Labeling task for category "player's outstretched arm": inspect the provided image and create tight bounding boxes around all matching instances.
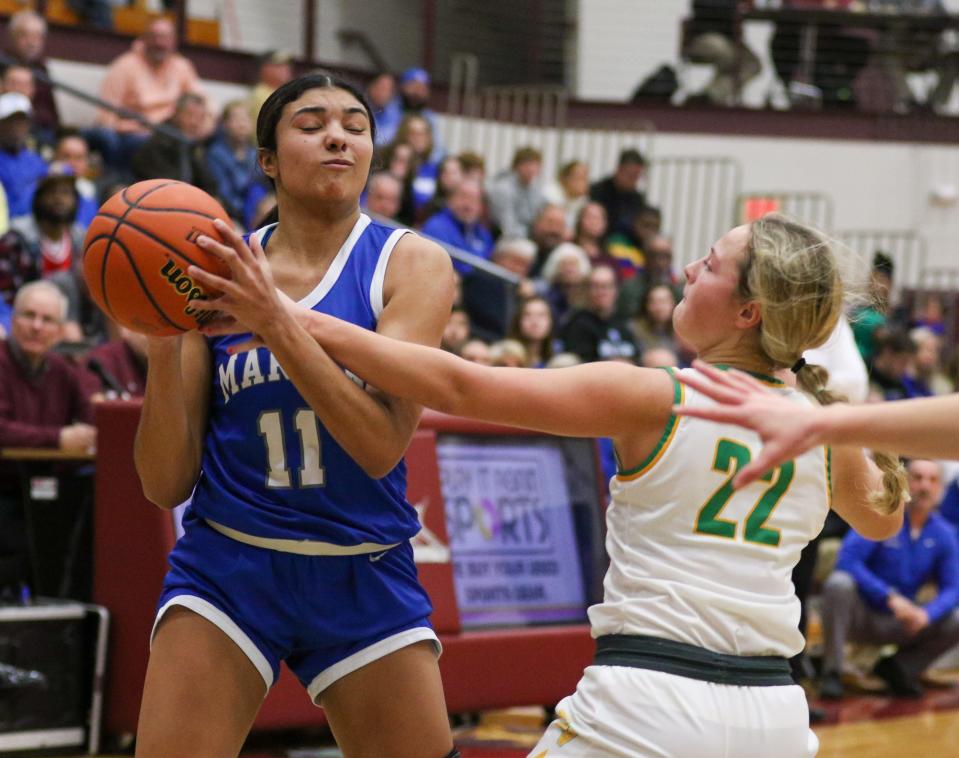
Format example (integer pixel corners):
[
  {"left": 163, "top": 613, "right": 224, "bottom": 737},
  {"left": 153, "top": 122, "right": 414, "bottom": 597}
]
[
  {"left": 297, "top": 312, "right": 675, "bottom": 441},
  {"left": 194, "top": 246, "right": 675, "bottom": 443},
  {"left": 217, "top": 304, "right": 674, "bottom": 441},
  {"left": 675, "top": 360, "right": 959, "bottom": 484}
]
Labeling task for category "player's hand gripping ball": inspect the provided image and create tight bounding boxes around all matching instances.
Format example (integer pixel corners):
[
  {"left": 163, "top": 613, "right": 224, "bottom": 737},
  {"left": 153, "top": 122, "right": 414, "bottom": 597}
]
[{"left": 82, "top": 179, "right": 233, "bottom": 336}]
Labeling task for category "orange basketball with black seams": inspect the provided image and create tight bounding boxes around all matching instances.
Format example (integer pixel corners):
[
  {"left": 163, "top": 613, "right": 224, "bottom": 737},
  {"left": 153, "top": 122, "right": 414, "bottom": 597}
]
[{"left": 82, "top": 179, "right": 233, "bottom": 336}]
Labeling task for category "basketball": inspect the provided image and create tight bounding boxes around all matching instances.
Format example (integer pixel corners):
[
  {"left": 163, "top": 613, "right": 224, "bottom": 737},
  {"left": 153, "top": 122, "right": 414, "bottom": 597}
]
[{"left": 82, "top": 179, "right": 233, "bottom": 336}]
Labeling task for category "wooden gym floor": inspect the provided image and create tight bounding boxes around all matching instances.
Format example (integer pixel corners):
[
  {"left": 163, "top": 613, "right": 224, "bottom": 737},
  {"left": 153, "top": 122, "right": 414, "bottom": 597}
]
[{"left": 74, "top": 681, "right": 959, "bottom": 757}]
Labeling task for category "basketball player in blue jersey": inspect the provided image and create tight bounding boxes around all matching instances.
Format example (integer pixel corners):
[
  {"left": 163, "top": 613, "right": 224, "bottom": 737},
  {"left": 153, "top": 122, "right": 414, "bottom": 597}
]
[
  {"left": 195, "top": 214, "right": 909, "bottom": 757},
  {"left": 132, "top": 74, "right": 459, "bottom": 758}
]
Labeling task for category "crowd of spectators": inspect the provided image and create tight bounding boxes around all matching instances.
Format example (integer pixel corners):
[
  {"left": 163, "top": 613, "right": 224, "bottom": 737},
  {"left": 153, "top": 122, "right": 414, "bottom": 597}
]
[
  {"left": 0, "top": 10, "right": 286, "bottom": 349},
  {"left": 0, "top": 7, "right": 958, "bottom": 698}
]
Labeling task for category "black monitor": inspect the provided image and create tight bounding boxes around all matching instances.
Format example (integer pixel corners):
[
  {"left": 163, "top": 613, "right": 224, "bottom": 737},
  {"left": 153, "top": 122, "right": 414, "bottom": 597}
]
[{"left": 436, "top": 433, "right": 608, "bottom": 629}]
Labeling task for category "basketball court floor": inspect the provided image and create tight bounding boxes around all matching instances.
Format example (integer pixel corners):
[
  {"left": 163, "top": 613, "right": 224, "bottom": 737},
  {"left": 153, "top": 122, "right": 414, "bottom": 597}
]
[{"left": 72, "top": 673, "right": 959, "bottom": 758}]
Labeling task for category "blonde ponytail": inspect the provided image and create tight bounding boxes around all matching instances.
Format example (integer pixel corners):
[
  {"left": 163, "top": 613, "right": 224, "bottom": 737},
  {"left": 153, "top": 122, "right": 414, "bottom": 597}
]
[
  {"left": 745, "top": 214, "right": 907, "bottom": 515},
  {"left": 794, "top": 363, "right": 907, "bottom": 515}
]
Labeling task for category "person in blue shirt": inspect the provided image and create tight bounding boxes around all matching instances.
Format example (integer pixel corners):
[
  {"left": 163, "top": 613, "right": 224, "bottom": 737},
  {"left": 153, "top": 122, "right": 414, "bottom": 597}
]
[
  {"left": 819, "top": 458, "right": 959, "bottom": 699},
  {"left": 205, "top": 100, "right": 260, "bottom": 223},
  {"left": 52, "top": 130, "right": 98, "bottom": 228},
  {"left": 392, "top": 68, "right": 444, "bottom": 161},
  {"left": 366, "top": 71, "right": 402, "bottom": 148},
  {"left": 0, "top": 296, "right": 11, "bottom": 337},
  {"left": 0, "top": 92, "right": 47, "bottom": 221},
  {"left": 939, "top": 475, "right": 959, "bottom": 532},
  {"left": 420, "top": 178, "right": 493, "bottom": 275},
  {"left": 392, "top": 113, "right": 441, "bottom": 213},
  {"left": 133, "top": 74, "right": 458, "bottom": 758}
]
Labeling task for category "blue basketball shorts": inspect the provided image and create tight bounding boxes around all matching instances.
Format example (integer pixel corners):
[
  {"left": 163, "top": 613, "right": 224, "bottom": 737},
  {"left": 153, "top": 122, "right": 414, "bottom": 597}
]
[{"left": 152, "top": 511, "right": 440, "bottom": 703}]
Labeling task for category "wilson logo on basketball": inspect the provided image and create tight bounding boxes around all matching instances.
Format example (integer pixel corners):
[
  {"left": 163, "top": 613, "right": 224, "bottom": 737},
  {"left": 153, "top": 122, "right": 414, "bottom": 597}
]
[{"left": 160, "top": 260, "right": 217, "bottom": 325}]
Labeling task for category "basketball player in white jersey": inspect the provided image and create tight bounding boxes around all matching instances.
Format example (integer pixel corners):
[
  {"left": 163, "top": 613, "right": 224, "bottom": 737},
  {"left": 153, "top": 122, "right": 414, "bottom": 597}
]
[
  {"left": 193, "top": 214, "right": 907, "bottom": 757},
  {"left": 676, "top": 359, "right": 959, "bottom": 482}
]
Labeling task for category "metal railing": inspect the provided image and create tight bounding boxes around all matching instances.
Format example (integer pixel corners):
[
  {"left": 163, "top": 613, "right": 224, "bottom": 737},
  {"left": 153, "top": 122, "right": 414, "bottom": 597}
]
[
  {"left": 448, "top": 53, "right": 567, "bottom": 127},
  {"left": 444, "top": 52, "right": 592, "bottom": 180},
  {"left": 836, "top": 229, "right": 928, "bottom": 289},
  {"left": 647, "top": 157, "right": 743, "bottom": 267},
  {"left": 918, "top": 266, "right": 959, "bottom": 291},
  {"left": 366, "top": 211, "right": 520, "bottom": 285},
  {"left": 439, "top": 114, "right": 656, "bottom": 192}
]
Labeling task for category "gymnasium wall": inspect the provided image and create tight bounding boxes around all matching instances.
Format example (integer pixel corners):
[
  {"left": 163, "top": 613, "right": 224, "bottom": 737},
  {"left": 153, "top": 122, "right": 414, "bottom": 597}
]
[
  {"left": 135, "top": 0, "right": 959, "bottom": 106},
  {"left": 573, "top": 0, "right": 687, "bottom": 101},
  {"left": 648, "top": 132, "right": 956, "bottom": 273},
  {"left": 148, "top": 0, "right": 423, "bottom": 72},
  {"left": 439, "top": 113, "right": 959, "bottom": 280},
  {"left": 48, "top": 51, "right": 959, "bottom": 278}
]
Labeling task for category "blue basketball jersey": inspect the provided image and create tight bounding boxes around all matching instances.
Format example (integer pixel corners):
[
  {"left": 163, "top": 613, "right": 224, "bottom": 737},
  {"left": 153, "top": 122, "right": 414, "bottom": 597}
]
[{"left": 189, "top": 213, "right": 421, "bottom": 545}]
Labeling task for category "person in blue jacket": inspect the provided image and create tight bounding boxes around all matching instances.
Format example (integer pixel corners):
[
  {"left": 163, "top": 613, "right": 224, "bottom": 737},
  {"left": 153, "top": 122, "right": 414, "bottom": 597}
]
[
  {"left": 205, "top": 100, "right": 260, "bottom": 223},
  {"left": 939, "top": 474, "right": 959, "bottom": 532},
  {"left": 420, "top": 178, "right": 493, "bottom": 275},
  {"left": 819, "top": 457, "right": 959, "bottom": 699},
  {"left": 0, "top": 296, "right": 11, "bottom": 336}
]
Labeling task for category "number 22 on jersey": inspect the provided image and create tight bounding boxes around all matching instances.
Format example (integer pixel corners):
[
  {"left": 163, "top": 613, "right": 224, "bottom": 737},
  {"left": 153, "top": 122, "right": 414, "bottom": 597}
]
[
  {"left": 257, "top": 408, "right": 326, "bottom": 488},
  {"left": 694, "top": 438, "right": 794, "bottom": 548}
]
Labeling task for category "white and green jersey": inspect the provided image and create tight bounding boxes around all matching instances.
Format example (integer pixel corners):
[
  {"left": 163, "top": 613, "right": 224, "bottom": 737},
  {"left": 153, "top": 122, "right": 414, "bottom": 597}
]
[{"left": 589, "top": 367, "right": 831, "bottom": 659}]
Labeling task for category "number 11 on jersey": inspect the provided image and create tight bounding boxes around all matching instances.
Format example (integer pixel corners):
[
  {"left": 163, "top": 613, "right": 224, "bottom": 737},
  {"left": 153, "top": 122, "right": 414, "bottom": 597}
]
[{"left": 257, "top": 408, "right": 326, "bottom": 488}]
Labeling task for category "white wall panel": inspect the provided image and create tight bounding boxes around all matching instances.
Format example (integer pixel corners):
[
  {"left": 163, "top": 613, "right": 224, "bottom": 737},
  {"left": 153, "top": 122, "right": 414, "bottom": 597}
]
[
  {"left": 575, "top": 0, "right": 686, "bottom": 101},
  {"left": 224, "top": 0, "right": 304, "bottom": 55},
  {"left": 211, "top": 0, "right": 417, "bottom": 67}
]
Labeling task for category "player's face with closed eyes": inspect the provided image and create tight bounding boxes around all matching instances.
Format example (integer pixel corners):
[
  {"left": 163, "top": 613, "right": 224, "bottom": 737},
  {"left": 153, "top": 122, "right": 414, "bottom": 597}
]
[{"left": 269, "top": 87, "right": 373, "bottom": 204}]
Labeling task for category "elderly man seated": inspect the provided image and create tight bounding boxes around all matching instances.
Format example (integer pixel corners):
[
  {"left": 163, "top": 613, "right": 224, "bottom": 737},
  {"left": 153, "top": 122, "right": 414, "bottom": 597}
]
[
  {"left": 819, "top": 458, "right": 959, "bottom": 699},
  {"left": 0, "top": 280, "right": 95, "bottom": 592}
]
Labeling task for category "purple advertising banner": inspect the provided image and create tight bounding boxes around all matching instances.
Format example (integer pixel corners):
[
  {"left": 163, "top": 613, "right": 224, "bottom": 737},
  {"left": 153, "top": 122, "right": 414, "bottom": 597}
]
[{"left": 436, "top": 438, "right": 587, "bottom": 628}]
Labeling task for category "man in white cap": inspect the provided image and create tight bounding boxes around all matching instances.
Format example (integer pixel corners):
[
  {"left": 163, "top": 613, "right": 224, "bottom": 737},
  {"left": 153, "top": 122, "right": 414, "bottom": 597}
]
[{"left": 0, "top": 91, "right": 47, "bottom": 222}]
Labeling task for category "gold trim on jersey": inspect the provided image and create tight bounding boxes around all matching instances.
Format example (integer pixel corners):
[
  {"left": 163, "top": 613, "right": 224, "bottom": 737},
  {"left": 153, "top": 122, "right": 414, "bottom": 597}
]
[
  {"left": 616, "top": 367, "right": 685, "bottom": 481},
  {"left": 554, "top": 710, "right": 578, "bottom": 746}
]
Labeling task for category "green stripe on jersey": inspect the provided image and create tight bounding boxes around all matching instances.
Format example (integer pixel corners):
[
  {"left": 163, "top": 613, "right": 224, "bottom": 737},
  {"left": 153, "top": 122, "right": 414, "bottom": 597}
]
[{"left": 617, "top": 366, "right": 681, "bottom": 477}]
